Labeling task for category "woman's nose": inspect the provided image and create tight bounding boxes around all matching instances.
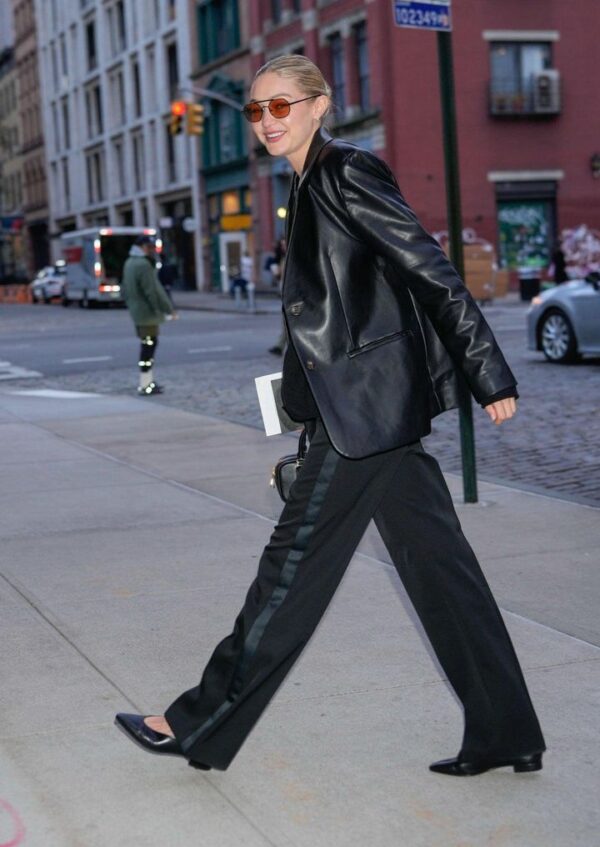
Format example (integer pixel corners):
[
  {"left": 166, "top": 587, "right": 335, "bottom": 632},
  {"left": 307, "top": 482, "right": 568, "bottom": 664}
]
[{"left": 261, "top": 107, "right": 277, "bottom": 127}]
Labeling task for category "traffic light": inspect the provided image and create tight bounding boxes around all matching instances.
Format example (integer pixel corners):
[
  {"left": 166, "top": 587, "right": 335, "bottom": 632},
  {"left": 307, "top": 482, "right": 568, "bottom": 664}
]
[
  {"left": 186, "top": 103, "right": 205, "bottom": 136},
  {"left": 170, "top": 101, "right": 187, "bottom": 135}
]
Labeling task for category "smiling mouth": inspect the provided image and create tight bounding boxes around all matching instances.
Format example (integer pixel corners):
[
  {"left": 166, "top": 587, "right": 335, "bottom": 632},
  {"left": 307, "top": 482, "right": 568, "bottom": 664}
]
[{"left": 265, "top": 130, "right": 286, "bottom": 142}]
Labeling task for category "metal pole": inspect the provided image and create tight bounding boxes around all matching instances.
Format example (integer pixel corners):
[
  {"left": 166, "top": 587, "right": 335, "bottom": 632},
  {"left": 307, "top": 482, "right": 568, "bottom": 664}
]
[{"left": 436, "top": 30, "right": 478, "bottom": 503}]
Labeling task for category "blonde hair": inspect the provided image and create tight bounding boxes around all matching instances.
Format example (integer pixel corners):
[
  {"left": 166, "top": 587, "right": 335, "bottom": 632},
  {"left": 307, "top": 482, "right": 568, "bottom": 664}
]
[{"left": 253, "top": 54, "right": 332, "bottom": 121}]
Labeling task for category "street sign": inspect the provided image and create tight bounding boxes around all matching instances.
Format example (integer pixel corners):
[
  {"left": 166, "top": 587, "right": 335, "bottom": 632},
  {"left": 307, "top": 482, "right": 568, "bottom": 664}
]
[{"left": 393, "top": 1, "right": 452, "bottom": 32}]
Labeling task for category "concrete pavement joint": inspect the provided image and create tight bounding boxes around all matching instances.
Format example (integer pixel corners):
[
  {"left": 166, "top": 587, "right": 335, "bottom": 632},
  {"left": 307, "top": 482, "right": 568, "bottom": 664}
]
[
  {"left": 0, "top": 568, "right": 143, "bottom": 715},
  {"left": 501, "top": 609, "right": 600, "bottom": 650}
]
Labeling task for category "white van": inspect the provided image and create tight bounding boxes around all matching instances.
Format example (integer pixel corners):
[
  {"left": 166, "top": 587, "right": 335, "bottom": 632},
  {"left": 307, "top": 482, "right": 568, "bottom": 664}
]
[{"left": 60, "top": 226, "right": 160, "bottom": 307}]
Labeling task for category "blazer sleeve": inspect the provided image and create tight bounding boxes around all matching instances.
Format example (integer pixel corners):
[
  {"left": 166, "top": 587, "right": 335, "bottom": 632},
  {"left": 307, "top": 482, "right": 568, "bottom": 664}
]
[{"left": 338, "top": 148, "right": 517, "bottom": 404}]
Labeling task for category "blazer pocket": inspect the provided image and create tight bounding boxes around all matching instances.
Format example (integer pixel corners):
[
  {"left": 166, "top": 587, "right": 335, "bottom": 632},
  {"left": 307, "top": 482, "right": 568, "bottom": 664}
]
[{"left": 347, "top": 329, "right": 413, "bottom": 358}]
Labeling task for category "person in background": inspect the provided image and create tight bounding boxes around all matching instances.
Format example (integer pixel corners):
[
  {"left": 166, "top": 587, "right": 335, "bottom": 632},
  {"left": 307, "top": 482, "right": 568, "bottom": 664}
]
[
  {"left": 551, "top": 240, "right": 568, "bottom": 284},
  {"left": 228, "top": 265, "right": 248, "bottom": 303},
  {"left": 268, "top": 238, "right": 288, "bottom": 355},
  {"left": 121, "top": 235, "right": 176, "bottom": 396},
  {"left": 240, "top": 251, "right": 254, "bottom": 289}
]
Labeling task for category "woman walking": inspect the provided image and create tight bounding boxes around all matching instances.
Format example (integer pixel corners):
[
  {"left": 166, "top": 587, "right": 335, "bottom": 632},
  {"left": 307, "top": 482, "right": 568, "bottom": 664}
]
[{"left": 116, "top": 55, "right": 545, "bottom": 776}]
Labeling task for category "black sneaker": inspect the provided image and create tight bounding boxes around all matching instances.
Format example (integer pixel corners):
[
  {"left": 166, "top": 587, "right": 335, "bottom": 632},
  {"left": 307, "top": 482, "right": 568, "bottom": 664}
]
[{"left": 138, "top": 382, "right": 164, "bottom": 396}]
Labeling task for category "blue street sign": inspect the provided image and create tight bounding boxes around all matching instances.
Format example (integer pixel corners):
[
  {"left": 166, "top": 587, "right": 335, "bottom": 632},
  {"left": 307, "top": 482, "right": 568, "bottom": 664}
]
[{"left": 393, "top": 1, "right": 452, "bottom": 32}]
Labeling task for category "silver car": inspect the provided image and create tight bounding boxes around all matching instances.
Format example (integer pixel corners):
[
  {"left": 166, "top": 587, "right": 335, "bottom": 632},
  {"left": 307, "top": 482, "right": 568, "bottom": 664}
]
[
  {"left": 527, "top": 274, "right": 600, "bottom": 362},
  {"left": 29, "top": 263, "right": 66, "bottom": 303}
]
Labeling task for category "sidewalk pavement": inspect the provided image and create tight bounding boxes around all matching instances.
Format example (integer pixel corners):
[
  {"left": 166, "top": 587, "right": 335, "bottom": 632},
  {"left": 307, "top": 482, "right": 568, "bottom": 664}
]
[{"left": 0, "top": 388, "right": 598, "bottom": 847}]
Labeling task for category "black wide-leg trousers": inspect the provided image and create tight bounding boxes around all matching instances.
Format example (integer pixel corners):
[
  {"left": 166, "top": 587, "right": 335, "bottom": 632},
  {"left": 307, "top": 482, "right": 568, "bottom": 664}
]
[{"left": 166, "top": 420, "right": 545, "bottom": 770}]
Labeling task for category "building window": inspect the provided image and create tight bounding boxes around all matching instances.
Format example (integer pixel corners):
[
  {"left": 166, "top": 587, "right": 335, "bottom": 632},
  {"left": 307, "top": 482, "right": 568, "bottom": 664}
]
[
  {"left": 354, "top": 21, "right": 369, "bottom": 112},
  {"left": 145, "top": 47, "right": 156, "bottom": 111},
  {"left": 132, "top": 59, "right": 142, "bottom": 117},
  {"left": 116, "top": 1, "right": 127, "bottom": 51},
  {"left": 51, "top": 42, "right": 59, "bottom": 89},
  {"left": 132, "top": 131, "right": 145, "bottom": 192},
  {"left": 271, "top": 0, "right": 282, "bottom": 25},
  {"left": 291, "top": 0, "right": 301, "bottom": 12},
  {"left": 197, "top": 0, "right": 240, "bottom": 64},
  {"left": 148, "top": 121, "right": 158, "bottom": 188},
  {"left": 167, "top": 0, "right": 176, "bottom": 22},
  {"left": 85, "top": 19, "right": 97, "bottom": 71},
  {"left": 204, "top": 83, "right": 244, "bottom": 169},
  {"left": 109, "top": 69, "right": 126, "bottom": 127},
  {"left": 490, "top": 42, "right": 552, "bottom": 115},
  {"left": 328, "top": 32, "right": 346, "bottom": 115},
  {"left": 222, "top": 190, "right": 240, "bottom": 215},
  {"left": 51, "top": 161, "right": 59, "bottom": 209},
  {"left": 218, "top": 106, "right": 237, "bottom": 163},
  {"left": 85, "top": 148, "right": 105, "bottom": 204},
  {"left": 85, "top": 82, "right": 103, "bottom": 138},
  {"left": 51, "top": 101, "right": 60, "bottom": 153},
  {"left": 62, "top": 157, "right": 71, "bottom": 209},
  {"left": 59, "top": 33, "right": 68, "bottom": 77},
  {"left": 143, "top": 0, "right": 159, "bottom": 36},
  {"left": 166, "top": 42, "right": 179, "bottom": 101},
  {"left": 130, "top": 0, "right": 138, "bottom": 41},
  {"left": 107, "top": 1, "right": 127, "bottom": 56},
  {"left": 112, "top": 136, "right": 126, "bottom": 195},
  {"left": 61, "top": 97, "right": 70, "bottom": 148},
  {"left": 165, "top": 122, "right": 176, "bottom": 183}
]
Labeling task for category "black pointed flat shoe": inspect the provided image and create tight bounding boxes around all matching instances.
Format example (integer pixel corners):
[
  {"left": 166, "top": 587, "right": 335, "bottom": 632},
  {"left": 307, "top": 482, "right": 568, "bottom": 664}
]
[
  {"left": 114, "top": 713, "right": 210, "bottom": 770},
  {"left": 429, "top": 751, "right": 543, "bottom": 776}
]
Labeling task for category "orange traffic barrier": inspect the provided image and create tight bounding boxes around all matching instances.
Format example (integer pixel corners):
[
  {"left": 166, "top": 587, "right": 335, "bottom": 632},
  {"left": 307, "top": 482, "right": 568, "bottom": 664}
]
[{"left": 0, "top": 284, "right": 30, "bottom": 303}]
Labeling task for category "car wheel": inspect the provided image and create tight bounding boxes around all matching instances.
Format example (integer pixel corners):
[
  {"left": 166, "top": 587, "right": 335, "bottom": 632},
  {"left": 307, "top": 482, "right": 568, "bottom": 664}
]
[
  {"left": 61, "top": 295, "right": 70, "bottom": 307},
  {"left": 539, "top": 309, "right": 578, "bottom": 363},
  {"left": 31, "top": 292, "right": 39, "bottom": 303}
]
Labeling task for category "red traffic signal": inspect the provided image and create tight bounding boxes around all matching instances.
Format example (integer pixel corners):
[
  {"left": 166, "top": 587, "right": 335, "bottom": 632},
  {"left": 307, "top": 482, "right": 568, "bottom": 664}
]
[{"left": 169, "top": 101, "right": 187, "bottom": 135}]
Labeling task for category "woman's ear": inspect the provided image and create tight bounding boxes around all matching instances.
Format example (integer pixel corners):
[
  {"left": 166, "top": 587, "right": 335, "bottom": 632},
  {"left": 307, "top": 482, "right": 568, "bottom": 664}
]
[{"left": 314, "top": 95, "right": 328, "bottom": 122}]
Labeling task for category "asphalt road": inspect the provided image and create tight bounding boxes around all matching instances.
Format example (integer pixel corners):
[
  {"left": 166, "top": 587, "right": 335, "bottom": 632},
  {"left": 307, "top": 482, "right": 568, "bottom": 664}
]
[
  {"left": 0, "top": 303, "right": 276, "bottom": 376},
  {"left": 1, "top": 299, "right": 598, "bottom": 506}
]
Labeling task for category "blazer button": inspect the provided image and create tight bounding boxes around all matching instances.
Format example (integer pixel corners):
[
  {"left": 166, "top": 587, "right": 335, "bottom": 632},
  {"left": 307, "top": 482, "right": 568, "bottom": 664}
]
[
  {"left": 289, "top": 301, "right": 304, "bottom": 316},
  {"left": 306, "top": 360, "right": 315, "bottom": 370}
]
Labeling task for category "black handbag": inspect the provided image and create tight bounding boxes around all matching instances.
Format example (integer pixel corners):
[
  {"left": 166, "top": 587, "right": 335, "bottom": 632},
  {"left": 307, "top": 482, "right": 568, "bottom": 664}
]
[{"left": 270, "top": 428, "right": 308, "bottom": 502}]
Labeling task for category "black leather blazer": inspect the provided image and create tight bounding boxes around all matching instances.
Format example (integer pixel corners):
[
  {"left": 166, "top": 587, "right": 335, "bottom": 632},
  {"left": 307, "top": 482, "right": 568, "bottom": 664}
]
[{"left": 282, "top": 127, "right": 516, "bottom": 459}]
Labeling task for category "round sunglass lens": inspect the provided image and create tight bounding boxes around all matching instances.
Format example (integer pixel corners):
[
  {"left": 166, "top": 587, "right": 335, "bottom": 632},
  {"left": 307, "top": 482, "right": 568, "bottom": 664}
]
[
  {"left": 244, "top": 104, "right": 262, "bottom": 122},
  {"left": 269, "top": 99, "right": 291, "bottom": 118}
]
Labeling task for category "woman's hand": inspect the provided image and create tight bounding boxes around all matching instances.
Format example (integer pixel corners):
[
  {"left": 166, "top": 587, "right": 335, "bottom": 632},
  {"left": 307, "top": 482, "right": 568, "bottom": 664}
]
[{"left": 484, "top": 397, "right": 517, "bottom": 425}]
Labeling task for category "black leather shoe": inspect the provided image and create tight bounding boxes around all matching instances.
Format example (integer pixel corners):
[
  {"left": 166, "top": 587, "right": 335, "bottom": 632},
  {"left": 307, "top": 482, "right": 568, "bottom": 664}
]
[
  {"left": 114, "top": 714, "right": 210, "bottom": 770},
  {"left": 430, "top": 751, "right": 543, "bottom": 776}
]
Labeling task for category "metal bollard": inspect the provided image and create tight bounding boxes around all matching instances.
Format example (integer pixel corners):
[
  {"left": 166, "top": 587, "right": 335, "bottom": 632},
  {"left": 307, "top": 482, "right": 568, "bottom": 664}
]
[
  {"left": 234, "top": 286, "right": 243, "bottom": 309},
  {"left": 247, "top": 282, "right": 256, "bottom": 313}
]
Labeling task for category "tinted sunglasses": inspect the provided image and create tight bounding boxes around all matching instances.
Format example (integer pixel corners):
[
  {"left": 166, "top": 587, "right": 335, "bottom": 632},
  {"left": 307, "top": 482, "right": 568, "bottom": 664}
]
[{"left": 242, "top": 95, "right": 318, "bottom": 123}]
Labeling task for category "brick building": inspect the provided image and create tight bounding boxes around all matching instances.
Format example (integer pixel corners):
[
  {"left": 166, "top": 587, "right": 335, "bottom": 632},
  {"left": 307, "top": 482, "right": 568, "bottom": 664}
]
[{"left": 248, "top": 0, "right": 600, "bottom": 282}]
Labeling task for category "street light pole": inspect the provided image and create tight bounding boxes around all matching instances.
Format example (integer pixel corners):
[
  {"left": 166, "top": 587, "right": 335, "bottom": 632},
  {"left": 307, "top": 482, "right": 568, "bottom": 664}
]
[{"left": 436, "top": 30, "right": 478, "bottom": 503}]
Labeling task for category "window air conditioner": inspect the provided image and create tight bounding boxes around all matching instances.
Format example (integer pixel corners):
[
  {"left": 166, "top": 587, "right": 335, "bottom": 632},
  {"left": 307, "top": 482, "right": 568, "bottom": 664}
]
[{"left": 533, "top": 70, "right": 561, "bottom": 114}]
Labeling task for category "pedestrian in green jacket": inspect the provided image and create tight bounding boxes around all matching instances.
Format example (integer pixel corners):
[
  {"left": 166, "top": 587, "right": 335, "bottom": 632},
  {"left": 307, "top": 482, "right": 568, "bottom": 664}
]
[{"left": 122, "top": 235, "right": 176, "bottom": 395}]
